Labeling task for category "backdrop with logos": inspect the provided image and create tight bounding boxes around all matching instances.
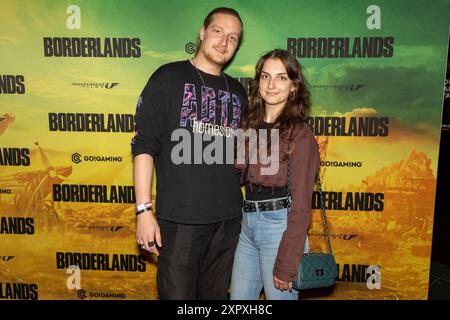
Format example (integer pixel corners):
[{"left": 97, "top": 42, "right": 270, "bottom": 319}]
[{"left": 0, "top": 0, "right": 448, "bottom": 300}]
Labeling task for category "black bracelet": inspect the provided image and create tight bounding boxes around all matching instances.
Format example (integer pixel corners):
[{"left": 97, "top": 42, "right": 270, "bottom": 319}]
[{"left": 136, "top": 206, "right": 152, "bottom": 216}]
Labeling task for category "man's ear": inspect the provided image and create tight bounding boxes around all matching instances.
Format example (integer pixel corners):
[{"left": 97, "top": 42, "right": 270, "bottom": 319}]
[{"left": 199, "top": 26, "right": 205, "bottom": 41}]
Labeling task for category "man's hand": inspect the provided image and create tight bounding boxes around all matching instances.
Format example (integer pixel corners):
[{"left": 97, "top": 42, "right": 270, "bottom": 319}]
[
  {"left": 136, "top": 213, "right": 162, "bottom": 255},
  {"left": 273, "top": 276, "right": 293, "bottom": 292}
]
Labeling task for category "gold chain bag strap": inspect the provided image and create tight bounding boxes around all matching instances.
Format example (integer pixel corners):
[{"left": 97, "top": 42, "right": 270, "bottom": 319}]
[{"left": 286, "top": 143, "right": 337, "bottom": 290}]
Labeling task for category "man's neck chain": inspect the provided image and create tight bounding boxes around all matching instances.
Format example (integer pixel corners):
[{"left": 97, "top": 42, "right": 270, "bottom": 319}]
[{"left": 191, "top": 59, "right": 229, "bottom": 93}]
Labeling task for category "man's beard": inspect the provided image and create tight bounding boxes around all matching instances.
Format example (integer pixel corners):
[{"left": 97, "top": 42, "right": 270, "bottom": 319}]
[{"left": 204, "top": 46, "right": 230, "bottom": 67}]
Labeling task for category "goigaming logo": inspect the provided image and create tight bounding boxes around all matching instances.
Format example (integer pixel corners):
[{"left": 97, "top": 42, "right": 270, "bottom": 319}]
[
  {"left": 185, "top": 42, "right": 196, "bottom": 54},
  {"left": 72, "top": 153, "right": 82, "bottom": 164},
  {"left": 77, "top": 289, "right": 87, "bottom": 299}
]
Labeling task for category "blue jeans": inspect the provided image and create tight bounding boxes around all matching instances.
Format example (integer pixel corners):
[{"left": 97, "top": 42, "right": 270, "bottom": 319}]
[{"left": 230, "top": 198, "right": 309, "bottom": 300}]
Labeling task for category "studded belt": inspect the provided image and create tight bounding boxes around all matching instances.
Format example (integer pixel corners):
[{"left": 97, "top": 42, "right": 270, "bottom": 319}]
[{"left": 243, "top": 198, "right": 291, "bottom": 213}]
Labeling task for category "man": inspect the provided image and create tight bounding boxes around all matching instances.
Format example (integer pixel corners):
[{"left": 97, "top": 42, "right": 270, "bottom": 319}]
[{"left": 131, "top": 7, "right": 247, "bottom": 300}]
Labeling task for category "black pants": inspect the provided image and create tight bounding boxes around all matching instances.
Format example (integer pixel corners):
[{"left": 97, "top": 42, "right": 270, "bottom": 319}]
[{"left": 156, "top": 216, "right": 241, "bottom": 300}]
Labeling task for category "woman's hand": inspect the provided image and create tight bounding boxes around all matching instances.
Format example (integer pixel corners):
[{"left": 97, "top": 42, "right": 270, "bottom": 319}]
[{"left": 273, "top": 276, "right": 293, "bottom": 291}]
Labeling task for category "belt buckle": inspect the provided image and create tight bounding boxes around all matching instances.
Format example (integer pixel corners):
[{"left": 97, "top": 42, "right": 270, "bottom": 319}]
[{"left": 259, "top": 200, "right": 272, "bottom": 212}]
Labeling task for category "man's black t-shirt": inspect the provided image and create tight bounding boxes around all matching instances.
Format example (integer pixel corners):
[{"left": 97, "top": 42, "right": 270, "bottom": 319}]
[{"left": 131, "top": 60, "right": 247, "bottom": 224}]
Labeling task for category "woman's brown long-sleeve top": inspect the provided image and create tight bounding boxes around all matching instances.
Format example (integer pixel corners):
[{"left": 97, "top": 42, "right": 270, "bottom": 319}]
[{"left": 235, "top": 124, "right": 320, "bottom": 282}]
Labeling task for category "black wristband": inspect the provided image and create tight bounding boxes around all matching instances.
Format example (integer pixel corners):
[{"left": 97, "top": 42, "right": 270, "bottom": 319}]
[{"left": 136, "top": 206, "right": 152, "bottom": 216}]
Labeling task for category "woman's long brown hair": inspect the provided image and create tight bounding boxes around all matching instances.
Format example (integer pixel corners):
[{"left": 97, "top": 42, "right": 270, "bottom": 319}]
[{"left": 241, "top": 49, "right": 311, "bottom": 152}]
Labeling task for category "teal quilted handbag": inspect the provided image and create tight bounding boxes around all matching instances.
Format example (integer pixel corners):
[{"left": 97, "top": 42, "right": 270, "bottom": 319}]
[
  {"left": 294, "top": 252, "right": 337, "bottom": 290},
  {"left": 286, "top": 150, "right": 337, "bottom": 291}
]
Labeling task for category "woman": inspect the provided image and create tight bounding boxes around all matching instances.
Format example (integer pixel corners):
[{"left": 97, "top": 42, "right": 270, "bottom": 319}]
[{"left": 230, "top": 49, "right": 320, "bottom": 300}]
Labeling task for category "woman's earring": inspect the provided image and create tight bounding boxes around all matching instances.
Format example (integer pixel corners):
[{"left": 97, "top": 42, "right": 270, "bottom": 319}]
[{"left": 290, "top": 91, "right": 295, "bottom": 101}]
